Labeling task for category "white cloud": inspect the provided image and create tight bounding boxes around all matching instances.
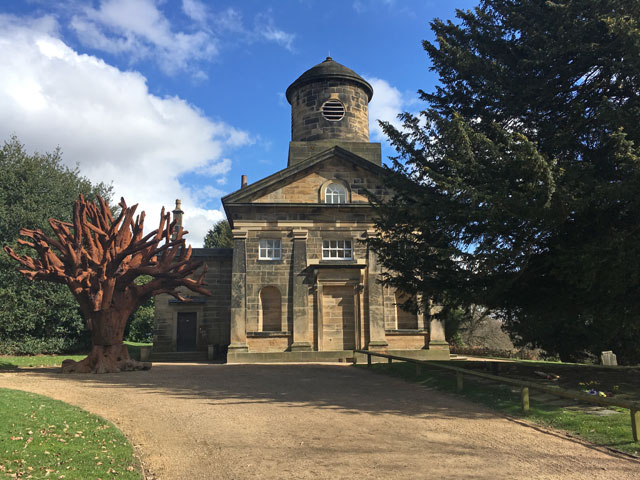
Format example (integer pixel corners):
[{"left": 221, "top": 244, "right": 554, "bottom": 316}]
[
  {"left": 255, "top": 12, "right": 295, "bottom": 52},
  {"left": 190, "top": 185, "right": 227, "bottom": 203},
  {"left": 199, "top": 158, "right": 232, "bottom": 177},
  {"left": 70, "top": 0, "right": 217, "bottom": 76},
  {"left": 211, "top": 8, "right": 295, "bottom": 52},
  {"left": 353, "top": 0, "right": 407, "bottom": 15},
  {"left": 367, "top": 77, "right": 407, "bottom": 141},
  {"left": 212, "top": 7, "right": 244, "bottom": 33},
  {"left": 67, "top": 2, "right": 295, "bottom": 74},
  {"left": 0, "top": 15, "right": 249, "bottom": 247},
  {"left": 182, "top": 0, "right": 208, "bottom": 25}
]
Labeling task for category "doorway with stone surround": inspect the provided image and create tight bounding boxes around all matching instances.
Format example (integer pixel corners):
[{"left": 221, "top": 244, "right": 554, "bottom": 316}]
[
  {"left": 321, "top": 286, "right": 356, "bottom": 350},
  {"left": 176, "top": 312, "right": 197, "bottom": 352},
  {"left": 314, "top": 267, "right": 363, "bottom": 352}
]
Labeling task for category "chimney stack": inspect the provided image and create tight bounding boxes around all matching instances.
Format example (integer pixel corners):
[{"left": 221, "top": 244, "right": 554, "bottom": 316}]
[
  {"left": 172, "top": 199, "right": 184, "bottom": 240},
  {"left": 241, "top": 175, "right": 247, "bottom": 188}
]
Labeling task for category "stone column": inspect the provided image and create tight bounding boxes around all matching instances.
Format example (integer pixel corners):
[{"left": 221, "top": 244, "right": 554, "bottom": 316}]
[
  {"left": 428, "top": 300, "right": 450, "bottom": 354},
  {"left": 291, "top": 229, "right": 312, "bottom": 351},
  {"left": 316, "top": 280, "right": 324, "bottom": 351},
  {"left": 355, "top": 282, "right": 363, "bottom": 350},
  {"left": 228, "top": 230, "right": 248, "bottom": 352},
  {"left": 366, "top": 233, "right": 388, "bottom": 350}
]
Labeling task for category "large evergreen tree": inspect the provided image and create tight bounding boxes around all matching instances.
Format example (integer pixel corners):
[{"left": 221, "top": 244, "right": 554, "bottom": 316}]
[
  {"left": 203, "top": 220, "right": 233, "bottom": 248},
  {"left": 0, "top": 136, "right": 112, "bottom": 354},
  {"left": 370, "top": 0, "right": 640, "bottom": 363}
]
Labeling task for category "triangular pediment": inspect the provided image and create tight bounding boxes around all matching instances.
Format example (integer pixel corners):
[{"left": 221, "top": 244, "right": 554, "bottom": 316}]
[{"left": 222, "top": 146, "right": 387, "bottom": 206}]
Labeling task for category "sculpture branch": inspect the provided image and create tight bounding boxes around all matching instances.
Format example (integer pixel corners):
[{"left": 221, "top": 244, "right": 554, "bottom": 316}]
[{"left": 3, "top": 195, "right": 211, "bottom": 373}]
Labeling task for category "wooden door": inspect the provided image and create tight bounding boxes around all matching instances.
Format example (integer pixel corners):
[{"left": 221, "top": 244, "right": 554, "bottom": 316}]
[
  {"left": 322, "top": 286, "right": 356, "bottom": 350},
  {"left": 177, "top": 312, "right": 197, "bottom": 352}
]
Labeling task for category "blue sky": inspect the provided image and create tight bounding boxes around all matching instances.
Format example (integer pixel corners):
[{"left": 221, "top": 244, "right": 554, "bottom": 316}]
[{"left": 0, "top": 0, "right": 477, "bottom": 246}]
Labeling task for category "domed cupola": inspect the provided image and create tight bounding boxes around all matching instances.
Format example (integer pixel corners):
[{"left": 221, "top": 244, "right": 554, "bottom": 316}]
[{"left": 286, "top": 57, "right": 373, "bottom": 143}]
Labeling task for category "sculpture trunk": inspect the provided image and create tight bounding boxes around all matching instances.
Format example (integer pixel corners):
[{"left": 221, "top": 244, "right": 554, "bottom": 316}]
[
  {"left": 90, "top": 310, "right": 128, "bottom": 347},
  {"left": 61, "top": 309, "right": 151, "bottom": 374}
]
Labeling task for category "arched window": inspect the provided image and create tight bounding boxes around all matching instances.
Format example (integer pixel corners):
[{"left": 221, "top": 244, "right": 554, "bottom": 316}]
[
  {"left": 324, "top": 183, "right": 347, "bottom": 204},
  {"left": 259, "top": 286, "right": 282, "bottom": 331},
  {"left": 395, "top": 291, "right": 418, "bottom": 330}
]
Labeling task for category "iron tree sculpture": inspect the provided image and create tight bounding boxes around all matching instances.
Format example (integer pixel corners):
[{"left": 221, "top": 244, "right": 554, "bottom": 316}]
[{"left": 4, "top": 195, "right": 210, "bottom": 373}]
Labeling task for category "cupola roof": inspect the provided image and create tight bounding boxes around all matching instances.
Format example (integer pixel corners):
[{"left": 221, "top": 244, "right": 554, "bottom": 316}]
[{"left": 285, "top": 57, "right": 374, "bottom": 104}]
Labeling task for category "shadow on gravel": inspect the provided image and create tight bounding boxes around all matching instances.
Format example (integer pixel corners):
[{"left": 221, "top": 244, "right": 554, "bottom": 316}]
[{"left": 7, "top": 363, "right": 500, "bottom": 420}]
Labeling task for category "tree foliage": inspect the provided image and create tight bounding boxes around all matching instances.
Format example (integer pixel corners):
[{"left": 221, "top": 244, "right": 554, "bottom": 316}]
[
  {"left": 125, "top": 275, "right": 154, "bottom": 344},
  {"left": 203, "top": 219, "right": 233, "bottom": 248},
  {"left": 125, "top": 302, "right": 154, "bottom": 343},
  {"left": 370, "top": 0, "right": 640, "bottom": 363},
  {"left": 0, "top": 136, "right": 112, "bottom": 354}
]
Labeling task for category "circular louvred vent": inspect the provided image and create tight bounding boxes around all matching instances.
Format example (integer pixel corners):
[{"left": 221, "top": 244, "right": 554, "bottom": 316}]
[{"left": 321, "top": 100, "right": 345, "bottom": 121}]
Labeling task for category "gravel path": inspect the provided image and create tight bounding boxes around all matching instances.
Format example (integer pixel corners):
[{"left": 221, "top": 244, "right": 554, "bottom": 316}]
[{"left": 0, "top": 364, "right": 638, "bottom": 480}]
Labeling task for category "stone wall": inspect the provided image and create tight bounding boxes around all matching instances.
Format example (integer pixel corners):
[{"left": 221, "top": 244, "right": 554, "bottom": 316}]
[
  {"left": 153, "top": 249, "right": 232, "bottom": 352},
  {"left": 152, "top": 226, "right": 435, "bottom": 356},
  {"left": 386, "top": 333, "right": 429, "bottom": 350},
  {"left": 245, "top": 230, "right": 294, "bottom": 339},
  {"left": 247, "top": 335, "right": 291, "bottom": 352},
  {"left": 252, "top": 157, "right": 389, "bottom": 205},
  {"left": 290, "top": 79, "right": 370, "bottom": 142},
  {"left": 288, "top": 141, "right": 381, "bottom": 166}
]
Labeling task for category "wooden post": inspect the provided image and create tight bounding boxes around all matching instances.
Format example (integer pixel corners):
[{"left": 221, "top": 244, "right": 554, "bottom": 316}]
[
  {"left": 631, "top": 408, "right": 639, "bottom": 442},
  {"left": 367, "top": 354, "right": 371, "bottom": 366},
  {"left": 521, "top": 387, "right": 530, "bottom": 413},
  {"left": 388, "top": 357, "right": 393, "bottom": 364},
  {"left": 416, "top": 363, "right": 422, "bottom": 376},
  {"left": 456, "top": 372, "right": 463, "bottom": 393}
]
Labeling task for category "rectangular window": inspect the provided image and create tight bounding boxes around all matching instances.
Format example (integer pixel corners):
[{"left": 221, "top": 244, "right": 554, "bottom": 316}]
[
  {"left": 322, "top": 240, "right": 353, "bottom": 260},
  {"left": 259, "top": 239, "right": 281, "bottom": 260}
]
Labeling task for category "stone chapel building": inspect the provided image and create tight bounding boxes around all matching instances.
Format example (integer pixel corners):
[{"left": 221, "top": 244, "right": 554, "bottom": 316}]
[{"left": 153, "top": 57, "right": 450, "bottom": 362}]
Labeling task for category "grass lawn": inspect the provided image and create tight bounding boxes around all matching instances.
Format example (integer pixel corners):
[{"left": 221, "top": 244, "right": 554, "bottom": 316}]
[
  {"left": 363, "top": 361, "right": 640, "bottom": 456},
  {"left": 0, "top": 388, "right": 141, "bottom": 479},
  {"left": 122, "top": 341, "right": 152, "bottom": 347},
  {"left": 0, "top": 342, "right": 153, "bottom": 369},
  {"left": 123, "top": 342, "right": 152, "bottom": 362},
  {"left": 0, "top": 355, "right": 86, "bottom": 369}
]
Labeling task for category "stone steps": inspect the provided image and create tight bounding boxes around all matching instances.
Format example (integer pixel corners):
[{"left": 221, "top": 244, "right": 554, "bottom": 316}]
[{"left": 149, "top": 351, "right": 209, "bottom": 363}]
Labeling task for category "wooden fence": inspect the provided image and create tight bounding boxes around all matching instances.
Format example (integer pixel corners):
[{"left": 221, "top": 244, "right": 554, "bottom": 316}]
[{"left": 354, "top": 349, "right": 640, "bottom": 442}]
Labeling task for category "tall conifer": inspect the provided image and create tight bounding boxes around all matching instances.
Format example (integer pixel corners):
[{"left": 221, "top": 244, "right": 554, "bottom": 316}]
[{"left": 371, "top": 0, "right": 640, "bottom": 363}]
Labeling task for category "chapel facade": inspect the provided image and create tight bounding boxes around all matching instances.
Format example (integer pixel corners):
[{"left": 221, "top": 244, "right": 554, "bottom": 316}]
[{"left": 153, "top": 58, "right": 450, "bottom": 362}]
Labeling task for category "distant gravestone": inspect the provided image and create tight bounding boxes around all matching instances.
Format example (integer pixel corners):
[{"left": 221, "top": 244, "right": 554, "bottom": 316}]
[{"left": 601, "top": 351, "right": 618, "bottom": 366}]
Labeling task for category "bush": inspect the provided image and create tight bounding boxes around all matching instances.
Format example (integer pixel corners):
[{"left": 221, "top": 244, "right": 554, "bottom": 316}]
[
  {"left": 125, "top": 299, "right": 154, "bottom": 344},
  {"left": 0, "top": 335, "right": 90, "bottom": 355}
]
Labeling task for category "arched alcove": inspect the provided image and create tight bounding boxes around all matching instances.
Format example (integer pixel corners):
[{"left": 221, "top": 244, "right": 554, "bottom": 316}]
[
  {"left": 259, "top": 286, "right": 282, "bottom": 332},
  {"left": 395, "top": 291, "right": 419, "bottom": 330}
]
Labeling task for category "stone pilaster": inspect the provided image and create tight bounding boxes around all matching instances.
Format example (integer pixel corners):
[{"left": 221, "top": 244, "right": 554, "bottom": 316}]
[
  {"left": 229, "top": 230, "right": 248, "bottom": 352},
  {"left": 365, "top": 233, "right": 388, "bottom": 350},
  {"left": 291, "top": 229, "right": 312, "bottom": 351},
  {"left": 428, "top": 300, "right": 450, "bottom": 353}
]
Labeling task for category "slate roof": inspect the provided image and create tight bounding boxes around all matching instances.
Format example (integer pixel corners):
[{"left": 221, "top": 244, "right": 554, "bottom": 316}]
[{"left": 285, "top": 57, "right": 374, "bottom": 103}]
